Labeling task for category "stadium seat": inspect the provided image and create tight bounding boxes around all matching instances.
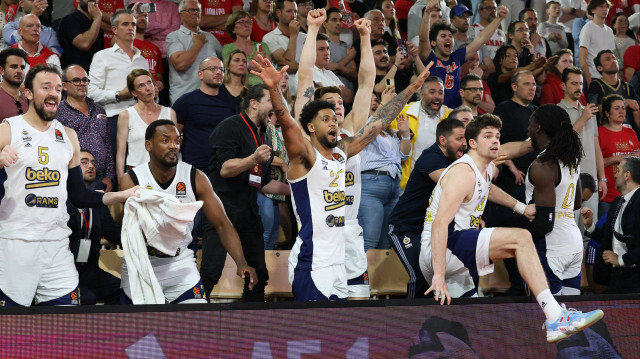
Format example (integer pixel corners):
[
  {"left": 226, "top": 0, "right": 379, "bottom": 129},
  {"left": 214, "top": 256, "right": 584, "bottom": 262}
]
[
  {"left": 478, "top": 260, "right": 510, "bottom": 295},
  {"left": 367, "top": 249, "right": 409, "bottom": 299},
  {"left": 98, "top": 248, "right": 124, "bottom": 279},
  {"left": 264, "top": 250, "right": 293, "bottom": 301}
]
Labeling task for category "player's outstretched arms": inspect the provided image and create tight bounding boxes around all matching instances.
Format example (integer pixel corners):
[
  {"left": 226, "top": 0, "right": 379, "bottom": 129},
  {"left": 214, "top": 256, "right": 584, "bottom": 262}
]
[
  {"left": 252, "top": 55, "right": 316, "bottom": 178},
  {"left": 195, "top": 170, "right": 258, "bottom": 288},
  {"left": 425, "top": 163, "right": 476, "bottom": 305},
  {"left": 339, "top": 62, "right": 433, "bottom": 157},
  {"left": 294, "top": 8, "right": 326, "bottom": 119}
]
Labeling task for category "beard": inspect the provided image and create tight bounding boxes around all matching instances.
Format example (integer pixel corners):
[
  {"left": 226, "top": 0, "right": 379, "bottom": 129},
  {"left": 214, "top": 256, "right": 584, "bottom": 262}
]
[
  {"left": 4, "top": 74, "right": 23, "bottom": 88},
  {"left": 530, "top": 135, "right": 540, "bottom": 151},
  {"left": 317, "top": 133, "right": 337, "bottom": 149},
  {"left": 34, "top": 99, "right": 57, "bottom": 122},
  {"left": 157, "top": 152, "right": 179, "bottom": 168}
]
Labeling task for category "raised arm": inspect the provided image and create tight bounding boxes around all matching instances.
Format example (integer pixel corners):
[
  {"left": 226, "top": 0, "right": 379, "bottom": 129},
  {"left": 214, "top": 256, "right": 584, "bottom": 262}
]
[
  {"left": 342, "top": 18, "right": 375, "bottom": 135},
  {"left": 338, "top": 62, "right": 433, "bottom": 157},
  {"left": 294, "top": 9, "right": 326, "bottom": 120},
  {"left": 252, "top": 56, "right": 316, "bottom": 177},
  {"left": 195, "top": 169, "right": 258, "bottom": 288},
  {"left": 466, "top": 6, "right": 509, "bottom": 60},
  {"left": 418, "top": 0, "right": 439, "bottom": 62}
]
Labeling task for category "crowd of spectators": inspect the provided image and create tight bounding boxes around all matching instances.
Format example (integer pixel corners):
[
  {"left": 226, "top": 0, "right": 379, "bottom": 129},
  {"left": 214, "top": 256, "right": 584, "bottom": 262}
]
[{"left": 1, "top": 0, "right": 640, "bottom": 304}]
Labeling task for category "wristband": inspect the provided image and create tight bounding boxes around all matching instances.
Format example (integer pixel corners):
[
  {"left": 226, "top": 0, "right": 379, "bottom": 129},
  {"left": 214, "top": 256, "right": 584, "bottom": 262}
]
[
  {"left": 401, "top": 135, "right": 411, "bottom": 141},
  {"left": 513, "top": 201, "right": 526, "bottom": 215},
  {"left": 599, "top": 177, "right": 608, "bottom": 183}
]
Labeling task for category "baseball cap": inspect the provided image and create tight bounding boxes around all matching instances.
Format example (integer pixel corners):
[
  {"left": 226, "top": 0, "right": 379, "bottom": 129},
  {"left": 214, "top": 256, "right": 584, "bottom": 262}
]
[{"left": 451, "top": 4, "right": 473, "bottom": 17}]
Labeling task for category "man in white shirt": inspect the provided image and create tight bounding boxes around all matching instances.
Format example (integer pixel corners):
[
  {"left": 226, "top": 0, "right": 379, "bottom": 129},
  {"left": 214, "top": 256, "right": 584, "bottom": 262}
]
[
  {"left": 313, "top": 33, "right": 354, "bottom": 103},
  {"left": 579, "top": 0, "right": 614, "bottom": 84},
  {"left": 88, "top": 9, "right": 149, "bottom": 160},
  {"left": 471, "top": 0, "right": 506, "bottom": 78}
]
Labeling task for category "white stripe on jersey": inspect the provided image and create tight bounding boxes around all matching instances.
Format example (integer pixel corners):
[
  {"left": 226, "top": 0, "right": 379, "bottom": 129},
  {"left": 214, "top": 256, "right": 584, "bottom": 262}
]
[
  {"left": 525, "top": 152, "right": 583, "bottom": 257},
  {"left": 0, "top": 116, "right": 74, "bottom": 241}
]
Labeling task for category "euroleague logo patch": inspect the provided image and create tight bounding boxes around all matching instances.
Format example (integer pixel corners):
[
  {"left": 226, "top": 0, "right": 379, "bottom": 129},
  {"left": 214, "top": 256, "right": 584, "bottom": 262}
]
[
  {"left": 332, "top": 152, "right": 345, "bottom": 163},
  {"left": 55, "top": 129, "right": 64, "bottom": 142},
  {"left": 176, "top": 182, "right": 186, "bottom": 196}
]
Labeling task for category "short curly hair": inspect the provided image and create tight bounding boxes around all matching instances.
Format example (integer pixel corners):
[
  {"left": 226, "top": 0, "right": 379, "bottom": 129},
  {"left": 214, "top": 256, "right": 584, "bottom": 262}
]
[{"left": 299, "top": 100, "right": 336, "bottom": 135}]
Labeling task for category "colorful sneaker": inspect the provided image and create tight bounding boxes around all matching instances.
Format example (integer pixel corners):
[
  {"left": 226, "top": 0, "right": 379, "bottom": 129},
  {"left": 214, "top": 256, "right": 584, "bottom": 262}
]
[{"left": 544, "top": 304, "right": 604, "bottom": 343}]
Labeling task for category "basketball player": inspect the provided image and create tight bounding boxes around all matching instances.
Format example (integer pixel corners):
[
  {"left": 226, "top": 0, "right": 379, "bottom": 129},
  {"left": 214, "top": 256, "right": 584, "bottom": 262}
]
[
  {"left": 422, "top": 114, "right": 604, "bottom": 343},
  {"left": 295, "top": 9, "right": 375, "bottom": 299},
  {"left": 119, "top": 120, "right": 257, "bottom": 303},
  {"left": 525, "top": 105, "right": 585, "bottom": 295},
  {"left": 252, "top": 53, "right": 432, "bottom": 300},
  {"left": 0, "top": 64, "right": 139, "bottom": 307}
]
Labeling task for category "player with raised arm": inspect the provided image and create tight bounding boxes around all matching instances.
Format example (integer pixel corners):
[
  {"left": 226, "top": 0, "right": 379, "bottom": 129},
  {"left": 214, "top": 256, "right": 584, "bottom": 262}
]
[
  {"left": 0, "top": 64, "right": 139, "bottom": 307},
  {"left": 252, "top": 54, "right": 432, "bottom": 301},
  {"left": 294, "top": 9, "right": 376, "bottom": 299},
  {"left": 423, "top": 114, "right": 604, "bottom": 343}
]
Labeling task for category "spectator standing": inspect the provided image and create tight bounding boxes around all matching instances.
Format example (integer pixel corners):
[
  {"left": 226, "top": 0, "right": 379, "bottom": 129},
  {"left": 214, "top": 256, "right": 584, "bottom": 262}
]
[
  {"left": 66, "top": 149, "right": 122, "bottom": 305},
  {"left": 540, "top": 49, "right": 586, "bottom": 106},
  {"left": 172, "top": 56, "right": 239, "bottom": 171},
  {"left": 487, "top": 44, "right": 546, "bottom": 106},
  {"left": 375, "top": 0, "right": 400, "bottom": 42},
  {"left": 588, "top": 49, "right": 640, "bottom": 133},
  {"left": 538, "top": 1, "right": 568, "bottom": 54},
  {"left": 451, "top": 4, "right": 473, "bottom": 51},
  {"left": 88, "top": 9, "right": 149, "bottom": 163},
  {"left": 58, "top": 65, "right": 115, "bottom": 192},
  {"left": 460, "top": 50, "right": 495, "bottom": 114},
  {"left": 96, "top": 0, "right": 125, "bottom": 48},
  {"left": 12, "top": 14, "right": 60, "bottom": 72},
  {"left": 166, "top": 0, "right": 222, "bottom": 103},
  {"left": 131, "top": 3, "right": 164, "bottom": 99},
  {"left": 470, "top": 0, "right": 506, "bottom": 77},
  {"left": 3, "top": 0, "right": 61, "bottom": 54},
  {"left": 222, "top": 49, "right": 249, "bottom": 102},
  {"left": 322, "top": 8, "right": 357, "bottom": 91},
  {"left": 203, "top": 84, "right": 290, "bottom": 301},
  {"left": 579, "top": 0, "right": 614, "bottom": 84},
  {"left": 116, "top": 69, "right": 177, "bottom": 182},
  {"left": 0, "top": 48, "right": 28, "bottom": 121},
  {"left": 558, "top": 0, "right": 586, "bottom": 36},
  {"left": 507, "top": 20, "right": 534, "bottom": 68},
  {"left": 459, "top": 73, "right": 483, "bottom": 116},
  {"left": 197, "top": 0, "right": 243, "bottom": 45},
  {"left": 263, "top": 0, "right": 306, "bottom": 74},
  {"left": 520, "top": 8, "right": 552, "bottom": 60},
  {"left": 137, "top": 0, "right": 180, "bottom": 61},
  {"left": 221, "top": 11, "right": 272, "bottom": 86},
  {"left": 623, "top": 28, "right": 640, "bottom": 81},
  {"left": 313, "top": 33, "right": 354, "bottom": 103},
  {"left": 611, "top": 13, "right": 636, "bottom": 75},
  {"left": 249, "top": 0, "right": 276, "bottom": 43},
  {"left": 57, "top": 0, "right": 104, "bottom": 71},
  {"left": 597, "top": 94, "right": 640, "bottom": 215}
]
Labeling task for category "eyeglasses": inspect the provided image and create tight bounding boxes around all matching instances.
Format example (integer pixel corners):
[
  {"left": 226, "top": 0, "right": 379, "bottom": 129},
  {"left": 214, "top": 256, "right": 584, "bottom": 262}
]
[
  {"left": 463, "top": 87, "right": 483, "bottom": 92},
  {"left": 235, "top": 19, "right": 253, "bottom": 26},
  {"left": 64, "top": 77, "right": 91, "bottom": 86},
  {"left": 14, "top": 99, "right": 23, "bottom": 115},
  {"left": 80, "top": 159, "right": 97, "bottom": 167},
  {"left": 181, "top": 8, "right": 201, "bottom": 14},
  {"left": 201, "top": 66, "right": 225, "bottom": 73}
]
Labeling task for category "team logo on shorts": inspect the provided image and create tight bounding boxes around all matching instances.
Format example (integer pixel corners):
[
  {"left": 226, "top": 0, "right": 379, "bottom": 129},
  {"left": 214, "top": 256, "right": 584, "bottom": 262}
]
[
  {"left": 55, "top": 129, "right": 64, "bottom": 142},
  {"left": 325, "top": 214, "right": 345, "bottom": 227},
  {"left": 193, "top": 285, "right": 203, "bottom": 299},
  {"left": 332, "top": 152, "right": 345, "bottom": 163},
  {"left": 176, "top": 182, "right": 186, "bottom": 196},
  {"left": 70, "top": 288, "right": 80, "bottom": 305},
  {"left": 403, "top": 236, "right": 412, "bottom": 249}
]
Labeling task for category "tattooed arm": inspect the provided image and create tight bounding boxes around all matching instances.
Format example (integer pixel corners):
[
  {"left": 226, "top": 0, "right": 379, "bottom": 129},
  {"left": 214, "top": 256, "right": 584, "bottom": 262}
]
[
  {"left": 338, "top": 63, "right": 433, "bottom": 158},
  {"left": 342, "top": 18, "right": 375, "bottom": 135},
  {"left": 294, "top": 9, "right": 326, "bottom": 121}
]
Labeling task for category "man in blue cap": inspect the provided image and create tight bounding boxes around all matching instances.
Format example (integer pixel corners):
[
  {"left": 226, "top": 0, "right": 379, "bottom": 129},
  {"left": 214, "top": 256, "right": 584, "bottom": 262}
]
[{"left": 451, "top": 4, "right": 473, "bottom": 51}]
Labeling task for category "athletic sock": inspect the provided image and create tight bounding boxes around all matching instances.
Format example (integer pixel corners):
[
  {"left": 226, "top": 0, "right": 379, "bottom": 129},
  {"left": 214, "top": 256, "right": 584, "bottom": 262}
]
[{"left": 536, "top": 289, "right": 562, "bottom": 322}]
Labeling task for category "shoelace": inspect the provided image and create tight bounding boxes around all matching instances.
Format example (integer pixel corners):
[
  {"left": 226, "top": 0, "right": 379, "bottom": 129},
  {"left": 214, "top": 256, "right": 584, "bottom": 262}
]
[{"left": 542, "top": 304, "right": 583, "bottom": 330}]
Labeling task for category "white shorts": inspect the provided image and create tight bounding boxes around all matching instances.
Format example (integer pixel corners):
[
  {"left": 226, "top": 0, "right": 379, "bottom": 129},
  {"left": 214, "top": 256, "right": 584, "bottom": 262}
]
[
  {"left": 122, "top": 248, "right": 205, "bottom": 303},
  {"left": 0, "top": 238, "right": 78, "bottom": 306},
  {"left": 344, "top": 220, "right": 368, "bottom": 280},
  {"left": 545, "top": 252, "right": 583, "bottom": 296}
]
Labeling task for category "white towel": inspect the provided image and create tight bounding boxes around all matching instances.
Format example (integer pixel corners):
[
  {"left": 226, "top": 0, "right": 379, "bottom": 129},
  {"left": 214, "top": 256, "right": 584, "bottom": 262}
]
[{"left": 121, "top": 189, "right": 203, "bottom": 304}]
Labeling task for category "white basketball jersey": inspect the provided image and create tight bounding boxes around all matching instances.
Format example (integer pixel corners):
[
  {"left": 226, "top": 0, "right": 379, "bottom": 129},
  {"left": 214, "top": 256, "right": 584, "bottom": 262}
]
[
  {"left": 340, "top": 129, "right": 367, "bottom": 278},
  {"left": 131, "top": 161, "right": 197, "bottom": 251},
  {"left": 0, "top": 116, "right": 74, "bottom": 241},
  {"left": 525, "top": 153, "right": 583, "bottom": 256},
  {"left": 289, "top": 147, "right": 347, "bottom": 271},
  {"left": 422, "top": 154, "right": 493, "bottom": 245}
]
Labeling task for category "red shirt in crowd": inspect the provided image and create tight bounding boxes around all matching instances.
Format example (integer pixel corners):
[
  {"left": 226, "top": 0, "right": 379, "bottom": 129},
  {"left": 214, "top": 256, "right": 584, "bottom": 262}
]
[
  {"left": 598, "top": 124, "right": 640, "bottom": 202},
  {"left": 198, "top": 0, "right": 242, "bottom": 46},
  {"left": 134, "top": 38, "right": 163, "bottom": 81}
]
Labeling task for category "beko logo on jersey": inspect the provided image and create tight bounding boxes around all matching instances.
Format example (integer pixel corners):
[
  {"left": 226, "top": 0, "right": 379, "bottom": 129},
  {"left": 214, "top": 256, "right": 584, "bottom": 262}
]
[
  {"left": 25, "top": 193, "right": 58, "bottom": 208},
  {"left": 323, "top": 190, "right": 345, "bottom": 210},
  {"left": 24, "top": 167, "right": 60, "bottom": 189},
  {"left": 325, "top": 214, "right": 345, "bottom": 227}
]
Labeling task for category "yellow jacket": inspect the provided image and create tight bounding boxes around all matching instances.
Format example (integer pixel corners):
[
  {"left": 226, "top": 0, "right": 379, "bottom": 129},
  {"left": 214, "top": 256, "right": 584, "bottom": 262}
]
[{"left": 389, "top": 101, "right": 451, "bottom": 189}]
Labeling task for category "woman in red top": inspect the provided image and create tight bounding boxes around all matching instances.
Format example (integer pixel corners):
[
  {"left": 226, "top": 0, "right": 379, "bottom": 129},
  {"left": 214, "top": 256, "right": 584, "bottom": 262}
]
[
  {"left": 598, "top": 94, "right": 640, "bottom": 215},
  {"left": 250, "top": 0, "right": 276, "bottom": 42},
  {"left": 540, "top": 48, "right": 587, "bottom": 106}
]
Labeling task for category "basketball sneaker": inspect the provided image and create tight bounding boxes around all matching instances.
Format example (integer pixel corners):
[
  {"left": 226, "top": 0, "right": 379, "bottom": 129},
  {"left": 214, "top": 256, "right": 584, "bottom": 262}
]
[{"left": 544, "top": 304, "right": 604, "bottom": 343}]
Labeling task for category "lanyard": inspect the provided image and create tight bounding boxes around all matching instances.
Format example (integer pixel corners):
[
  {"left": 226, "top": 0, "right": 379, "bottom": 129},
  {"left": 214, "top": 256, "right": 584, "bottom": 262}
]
[
  {"left": 240, "top": 113, "right": 262, "bottom": 149},
  {"left": 80, "top": 208, "right": 93, "bottom": 239}
]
